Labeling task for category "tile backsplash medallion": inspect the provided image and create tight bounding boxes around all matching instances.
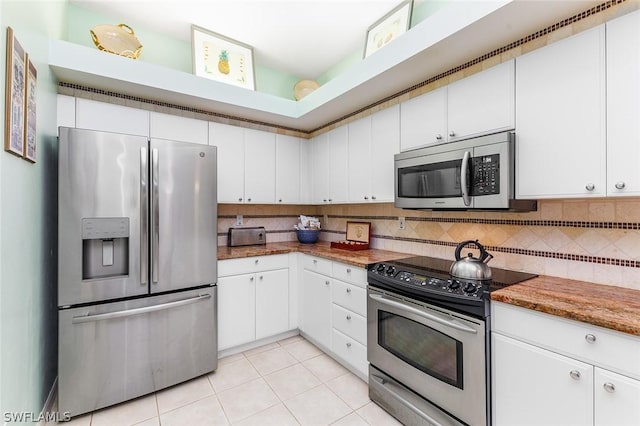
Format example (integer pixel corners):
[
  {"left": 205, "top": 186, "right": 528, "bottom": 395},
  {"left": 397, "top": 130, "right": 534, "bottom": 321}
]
[{"left": 221, "top": 198, "right": 640, "bottom": 290}]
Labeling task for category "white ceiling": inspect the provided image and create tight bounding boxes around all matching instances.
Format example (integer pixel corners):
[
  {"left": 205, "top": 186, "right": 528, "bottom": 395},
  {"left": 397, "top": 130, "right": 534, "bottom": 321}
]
[{"left": 69, "top": 0, "right": 412, "bottom": 79}]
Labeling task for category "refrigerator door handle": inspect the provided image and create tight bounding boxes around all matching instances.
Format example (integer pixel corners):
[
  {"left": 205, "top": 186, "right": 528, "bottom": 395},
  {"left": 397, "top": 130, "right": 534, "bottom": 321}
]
[
  {"left": 71, "top": 293, "right": 212, "bottom": 324},
  {"left": 140, "top": 147, "right": 148, "bottom": 285},
  {"left": 151, "top": 148, "right": 160, "bottom": 284}
]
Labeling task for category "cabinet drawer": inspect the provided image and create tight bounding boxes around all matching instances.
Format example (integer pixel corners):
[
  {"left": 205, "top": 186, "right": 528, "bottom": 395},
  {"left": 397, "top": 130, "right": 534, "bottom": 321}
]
[
  {"left": 218, "top": 254, "right": 289, "bottom": 277},
  {"left": 332, "top": 304, "right": 366, "bottom": 345},
  {"left": 332, "top": 280, "right": 366, "bottom": 316},
  {"left": 332, "top": 329, "right": 368, "bottom": 378},
  {"left": 303, "top": 255, "right": 332, "bottom": 276},
  {"left": 492, "top": 302, "right": 640, "bottom": 378},
  {"left": 332, "top": 262, "right": 366, "bottom": 287}
]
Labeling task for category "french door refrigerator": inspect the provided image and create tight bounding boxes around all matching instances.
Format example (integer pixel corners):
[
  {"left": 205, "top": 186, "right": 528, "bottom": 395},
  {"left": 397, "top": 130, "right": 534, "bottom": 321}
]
[{"left": 57, "top": 127, "right": 218, "bottom": 417}]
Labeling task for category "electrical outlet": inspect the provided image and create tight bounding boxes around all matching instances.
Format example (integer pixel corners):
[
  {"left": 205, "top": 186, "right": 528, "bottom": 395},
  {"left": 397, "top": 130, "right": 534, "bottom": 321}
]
[
  {"left": 236, "top": 215, "right": 243, "bottom": 226},
  {"left": 398, "top": 216, "right": 405, "bottom": 230}
]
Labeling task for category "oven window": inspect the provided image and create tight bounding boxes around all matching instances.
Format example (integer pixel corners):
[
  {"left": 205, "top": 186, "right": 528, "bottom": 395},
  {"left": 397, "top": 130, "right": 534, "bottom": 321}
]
[
  {"left": 397, "top": 159, "right": 463, "bottom": 198},
  {"left": 378, "top": 310, "right": 463, "bottom": 389}
]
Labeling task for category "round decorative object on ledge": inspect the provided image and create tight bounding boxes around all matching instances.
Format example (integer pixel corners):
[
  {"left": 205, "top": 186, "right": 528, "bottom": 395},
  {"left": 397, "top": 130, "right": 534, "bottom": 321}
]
[
  {"left": 293, "top": 79, "right": 320, "bottom": 101},
  {"left": 90, "top": 24, "right": 143, "bottom": 59}
]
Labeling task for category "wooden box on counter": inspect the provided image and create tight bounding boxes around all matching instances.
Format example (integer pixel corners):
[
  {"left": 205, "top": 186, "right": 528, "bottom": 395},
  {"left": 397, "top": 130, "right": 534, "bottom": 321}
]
[{"left": 330, "top": 222, "right": 371, "bottom": 251}]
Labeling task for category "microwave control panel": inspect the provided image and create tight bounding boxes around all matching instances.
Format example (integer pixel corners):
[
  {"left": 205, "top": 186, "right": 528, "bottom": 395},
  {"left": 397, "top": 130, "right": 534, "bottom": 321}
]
[{"left": 471, "top": 154, "right": 500, "bottom": 196}]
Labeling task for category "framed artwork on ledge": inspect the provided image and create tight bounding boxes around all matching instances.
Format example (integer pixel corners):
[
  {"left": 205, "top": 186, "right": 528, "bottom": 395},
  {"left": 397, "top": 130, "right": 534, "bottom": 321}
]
[
  {"left": 364, "top": 0, "right": 413, "bottom": 58},
  {"left": 4, "top": 26, "right": 26, "bottom": 157},
  {"left": 191, "top": 25, "right": 256, "bottom": 90}
]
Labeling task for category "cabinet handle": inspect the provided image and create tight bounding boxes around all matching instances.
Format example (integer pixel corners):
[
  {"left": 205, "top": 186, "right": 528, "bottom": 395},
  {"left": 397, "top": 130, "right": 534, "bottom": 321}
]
[
  {"left": 585, "top": 334, "right": 597, "bottom": 343},
  {"left": 364, "top": 196, "right": 369, "bottom": 200},
  {"left": 346, "top": 268, "right": 351, "bottom": 273},
  {"left": 436, "top": 134, "right": 443, "bottom": 140},
  {"left": 328, "top": 198, "right": 333, "bottom": 202},
  {"left": 250, "top": 276, "right": 254, "bottom": 282},
  {"left": 259, "top": 275, "right": 263, "bottom": 281},
  {"left": 255, "top": 259, "right": 259, "bottom": 265},
  {"left": 323, "top": 199, "right": 327, "bottom": 203},
  {"left": 279, "top": 198, "right": 283, "bottom": 202},
  {"left": 569, "top": 370, "right": 581, "bottom": 380},
  {"left": 247, "top": 197, "right": 252, "bottom": 202},
  {"left": 585, "top": 183, "right": 595, "bottom": 191},
  {"left": 346, "top": 314, "right": 351, "bottom": 320},
  {"left": 238, "top": 197, "right": 243, "bottom": 202},
  {"left": 615, "top": 181, "right": 626, "bottom": 190},
  {"left": 372, "top": 196, "right": 377, "bottom": 200},
  {"left": 313, "top": 259, "right": 317, "bottom": 264},
  {"left": 603, "top": 382, "right": 616, "bottom": 393},
  {"left": 325, "top": 280, "right": 330, "bottom": 286},
  {"left": 449, "top": 131, "right": 456, "bottom": 137},
  {"left": 346, "top": 288, "right": 351, "bottom": 293},
  {"left": 346, "top": 342, "right": 352, "bottom": 348}
]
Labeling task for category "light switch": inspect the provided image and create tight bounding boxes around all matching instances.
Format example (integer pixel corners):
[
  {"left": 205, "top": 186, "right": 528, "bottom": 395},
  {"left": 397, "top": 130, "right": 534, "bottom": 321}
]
[{"left": 102, "top": 240, "right": 114, "bottom": 266}]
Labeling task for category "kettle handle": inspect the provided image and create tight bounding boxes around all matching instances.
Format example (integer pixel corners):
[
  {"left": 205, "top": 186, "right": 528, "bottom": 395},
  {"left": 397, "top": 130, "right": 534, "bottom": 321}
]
[{"left": 454, "top": 239, "right": 489, "bottom": 261}]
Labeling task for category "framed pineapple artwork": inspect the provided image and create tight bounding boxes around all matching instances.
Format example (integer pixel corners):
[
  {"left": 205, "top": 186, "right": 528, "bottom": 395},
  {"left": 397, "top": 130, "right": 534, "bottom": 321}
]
[
  {"left": 191, "top": 25, "right": 255, "bottom": 90},
  {"left": 364, "top": 0, "right": 413, "bottom": 58}
]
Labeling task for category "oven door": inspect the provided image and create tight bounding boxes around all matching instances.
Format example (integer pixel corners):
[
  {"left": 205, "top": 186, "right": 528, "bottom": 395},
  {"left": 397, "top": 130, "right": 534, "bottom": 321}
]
[{"left": 367, "top": 286, "right": 486, "bottom": 426}]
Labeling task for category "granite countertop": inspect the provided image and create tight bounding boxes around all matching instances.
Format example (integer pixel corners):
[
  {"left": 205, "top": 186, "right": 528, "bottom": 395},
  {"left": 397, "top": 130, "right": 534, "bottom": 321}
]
[
  {"left": 492, "top": 276, "right": 640, "bottom": 337},
  {"left": 218, "top": 241, "right": 409, "bottom": 267}
]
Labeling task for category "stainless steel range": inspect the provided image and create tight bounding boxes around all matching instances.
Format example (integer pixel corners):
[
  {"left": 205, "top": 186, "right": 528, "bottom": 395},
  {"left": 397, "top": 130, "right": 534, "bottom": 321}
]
[{"left": 367, "top": 256, "right": 537, "bottom": 426}]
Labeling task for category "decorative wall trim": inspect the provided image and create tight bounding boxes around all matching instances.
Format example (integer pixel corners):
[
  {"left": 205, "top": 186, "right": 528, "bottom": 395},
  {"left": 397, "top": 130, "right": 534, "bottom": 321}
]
[{"left": 57, "top": 0, "right": 626, "bottom": 136}]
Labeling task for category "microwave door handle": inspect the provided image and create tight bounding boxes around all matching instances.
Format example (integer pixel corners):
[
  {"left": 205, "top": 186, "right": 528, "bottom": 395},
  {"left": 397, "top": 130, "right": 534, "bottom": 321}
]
[
  {"left": 420, "top": 174, "right": 428, "bottom": 196},
  {"left": 369, "top": 294, "right": 477, "bottom": 334},
  {"left": 461, "top": 151, "right": 471, "bottom": 207}
]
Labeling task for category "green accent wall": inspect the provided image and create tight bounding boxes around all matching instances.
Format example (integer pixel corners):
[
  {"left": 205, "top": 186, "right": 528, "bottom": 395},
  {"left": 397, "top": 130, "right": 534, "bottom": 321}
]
[{"left": 1, "top": 1, "right": 65, "bottom": 423}]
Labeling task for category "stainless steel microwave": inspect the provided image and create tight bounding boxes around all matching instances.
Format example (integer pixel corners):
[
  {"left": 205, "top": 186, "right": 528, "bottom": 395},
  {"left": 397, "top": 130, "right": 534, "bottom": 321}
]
[{"left": 394, "top": 132, "right": 536, "bottom": 211}]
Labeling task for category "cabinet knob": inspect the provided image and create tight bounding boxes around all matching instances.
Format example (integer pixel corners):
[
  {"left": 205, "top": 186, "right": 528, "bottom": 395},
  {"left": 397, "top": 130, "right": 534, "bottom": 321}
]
[
  {"left": 615, "top": 181, "right": 626, "bottom": 190},
  {"left": 346, "top": 268, "right": 351, "bottom": 273},
  {"left": 259, "top": 275, "right": 263, "bottom": 281},
  {"left": 313, "top": 259, "right": 317, "bottom": 264},
  {"left": 371, "top": 196, "right": 377, "bottom": 200},
  {"left": 569, "top": 370, "right": 581, "bottom": 380},
  {"left": 585, "top": 183, "right": 595, "bottom": 191},
  {"left": 346, "top": 314, "right": 351, "bottom": 320},
  {"left": 346, "top": 342, "right": 352, "bottom": 348},
  {"left": 279, "top": 198, "right": 283, "bottom": 202},
  {"left": 328, "top": 198, "right": 333, "bottom": 202},
  {"left": 346, "top": 288, "right": 351, "bottom": 293},
  {"left": 449, "top": 131, "right": 456, "bottom": 137},
  {"left": 238, "top": 197, "right": 243, "bottom": 202},
  {"left": 585, "top": 334, "right": 597, "bottom": 343},
  {"left": 325, "top": 280, "right": 330, "bottom": 286},
  {"left": 364, "top": 196, "right": 369, "bottom": 200},
  {"left": 436, "top": 134, "right": 443, "bottom": 140},
  {"left": 323, "top": 199, "right": 327, "bottom": 203},
  {"left": 247, "top": 197, "right": 252, "bottom": 202},
  {"left": 255, "top": 259, "right": 259, "bottom": 264},
  {"left": 603, "top": 382, "right": 616, "bottom": 393},
  {"left": 250, "top": 276, "right": 255, "bottom": 282}
]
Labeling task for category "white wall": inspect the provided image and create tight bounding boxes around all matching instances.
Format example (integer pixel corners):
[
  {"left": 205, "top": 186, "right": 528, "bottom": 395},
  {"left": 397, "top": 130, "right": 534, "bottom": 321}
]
[{"left": 1, "top": 0, "right": 66, "bottom": 421}]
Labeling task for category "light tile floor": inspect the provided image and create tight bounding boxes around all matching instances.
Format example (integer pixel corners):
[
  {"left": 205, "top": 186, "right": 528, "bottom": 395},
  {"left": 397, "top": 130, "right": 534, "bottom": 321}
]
[{"left": 63, "top": 335, "right": 402, "bottom": 426}]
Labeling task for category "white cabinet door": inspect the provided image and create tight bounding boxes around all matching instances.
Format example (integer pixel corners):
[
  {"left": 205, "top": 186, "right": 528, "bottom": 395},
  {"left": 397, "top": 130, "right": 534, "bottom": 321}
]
[
  {"left": 328, "top": 126, "right": 349, "bottom": 203},
  {"left": 255, "top": 269, "right": 289, "bottom": 340},
  {"left": 492, "top": 333, "right": 593, "bottom": 426},
  {"left": 244, "top": 128, "right": 275, "bottom": 204},
  {"left": 299, "top": 139, "right": 312, "bottom": 204},
  {"left": 370, "top": 105, "right": 400, "bottom": 202},
  {"left": 347, "top": 116, "right": 372, "bottom": 203},
  {"left": 400, "top": 87, "right": 447, "bottom": 151},
  {"left": 209, "top": 122, "right": 245, "bottom": 203},
  {"left": 595, "top": 368, "right": 640, "bottom": 426},
  {"left": 300, "top": 270, "right": 332, "bottom": 349},
  {"left": 311, "top": 133, "right": 330, "bottom": 204},
  {"left": 275, "top": 134, "right": 301, "bottom": 203},
  {"left": 606, "top": 10, "right": 640, "bottom": 196},
  {"left": 516, "top": 26, "right": 606, "bottom": 198},
  {"left": 57, "top": 95, "right": 76, "bottom": 130},
  {"left": 150, "top": 112, "right": 208, "bottom": 145},
  {"left": 447, "top": 60, "right": 514, "bottom": 141},
  {"left": 218, "top": 274, "right": 255, "bottom": 350},
  {"left": 76, "top": 98, "right": 150, "bottom": 136}
]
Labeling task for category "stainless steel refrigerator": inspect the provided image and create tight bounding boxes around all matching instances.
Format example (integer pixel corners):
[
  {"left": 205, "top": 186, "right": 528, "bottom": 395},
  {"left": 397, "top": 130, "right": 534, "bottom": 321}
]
[{"left": 57, "top": 127, "right": 218, "bottom": 417}]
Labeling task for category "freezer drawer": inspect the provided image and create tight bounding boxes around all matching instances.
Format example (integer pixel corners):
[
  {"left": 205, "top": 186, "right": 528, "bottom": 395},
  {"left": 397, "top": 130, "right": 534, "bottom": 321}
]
[{"left": 58, "top": 286, "right": 217, "bottom": 417}]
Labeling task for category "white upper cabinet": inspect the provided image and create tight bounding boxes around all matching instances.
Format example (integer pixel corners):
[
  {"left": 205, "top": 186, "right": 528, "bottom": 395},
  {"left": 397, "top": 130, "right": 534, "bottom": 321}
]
[
  {"left": 57, "top": 94, "right": 76, "bottom": 130},
  {"left": 75, "top": 98, "right": 150, "bottom": 136},
  {"left": 275, "top": 134, "right": 301, "bottom": 204},
  {"left": 516, "top": 26, "right": 606, "bottom": 199},
  {"left": 244, "top": 128, "right": 276, "bottom": 204},
  {"left": 348, "top": 105, "right": 400, "bottom": 202},
  {"left": 150, "top": 112, "right": 208, "bottom": 145},
  {"left": 447, "top": 59, "right": 515, "bottom": 141},
  {"left": 299, "top": 140, "right": 312, "bottom": 204},
  {"left": 311, "top": 133, "right": 330, "bottom": 204},
  {"left": 400, "top": 87, "right": 447, "bottom": 151},
  {"left": 606, "top": 10, "right": 640, "bottom": 196},
  {"left": 312, "top": 126, "right": 349, "bottom": 204},
  {"left": 209, "top": 122, "right": 244, "bottom": 203}
]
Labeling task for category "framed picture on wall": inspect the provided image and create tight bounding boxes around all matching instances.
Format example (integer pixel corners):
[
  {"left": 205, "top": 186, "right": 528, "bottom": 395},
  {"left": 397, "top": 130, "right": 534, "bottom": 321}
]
[
  {"left": 4, "top": 26, "right": 26, "bottom": 157},
  {"left": 364, "top": 0, "right": 413, "bottom": 58},
  {"left": 191, "top": 25, "right": 256, "bottom": 90},
  {"left": 23, "top": 54, "right": 37, "bottom": 163}
]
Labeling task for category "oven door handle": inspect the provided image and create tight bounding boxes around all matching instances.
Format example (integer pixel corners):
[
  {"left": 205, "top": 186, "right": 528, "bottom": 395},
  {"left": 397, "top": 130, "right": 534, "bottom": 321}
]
[
  {"left": 369, "top": 293, "right": 478, "bottom": 334},
  {"left": 371, "top": 374, "right": 451, "bottom": 426}
]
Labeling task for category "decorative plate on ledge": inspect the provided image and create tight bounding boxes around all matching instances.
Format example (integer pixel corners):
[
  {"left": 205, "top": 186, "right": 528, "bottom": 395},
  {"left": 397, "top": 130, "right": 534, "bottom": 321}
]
[{"left": 90, "top": 24, "right": 143, "bottom": 59}]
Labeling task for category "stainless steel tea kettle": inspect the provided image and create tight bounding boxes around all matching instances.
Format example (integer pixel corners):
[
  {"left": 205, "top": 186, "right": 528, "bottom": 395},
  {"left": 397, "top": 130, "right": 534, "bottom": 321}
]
[{"left": 450, "top": 240, "right": 494, "bottom": 280}]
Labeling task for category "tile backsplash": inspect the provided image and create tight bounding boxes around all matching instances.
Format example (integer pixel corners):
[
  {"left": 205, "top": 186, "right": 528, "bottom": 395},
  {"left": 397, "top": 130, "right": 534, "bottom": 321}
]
[{"left": 220, "top": 199, "right": 640, "bottom": 290}]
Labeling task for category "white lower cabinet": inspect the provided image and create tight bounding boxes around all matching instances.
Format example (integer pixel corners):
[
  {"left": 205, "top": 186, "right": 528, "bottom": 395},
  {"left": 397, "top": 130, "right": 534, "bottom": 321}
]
[
  {"left": 492, "top": 302, "right": 640, "bottom": 426},
  {"left": 299, "top": 255, "right": 368, "bottom": 379},
  {"left": 217, "top": 255, "right": 290, "bottom": 351}
]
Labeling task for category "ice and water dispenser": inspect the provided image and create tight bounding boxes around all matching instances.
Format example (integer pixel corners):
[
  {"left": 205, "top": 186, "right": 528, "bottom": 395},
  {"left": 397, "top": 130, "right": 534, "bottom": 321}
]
[{"left": 82, "top": 218, "right": 130, "bottom": 280}]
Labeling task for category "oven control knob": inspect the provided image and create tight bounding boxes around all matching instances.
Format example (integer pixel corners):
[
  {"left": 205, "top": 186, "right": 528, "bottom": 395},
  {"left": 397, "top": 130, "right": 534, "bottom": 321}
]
[
  {"left": 376, "top": 264, "right": 386, "bottom": 273},
  {"left": 448, "top": 280, "right": 461, "bottom": 290},
  {"left": 463, "top": 282, "right": 477, "bottom": 293},
  {"left": 386, "top": 266, "right": 396, "bottom": 276}
]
